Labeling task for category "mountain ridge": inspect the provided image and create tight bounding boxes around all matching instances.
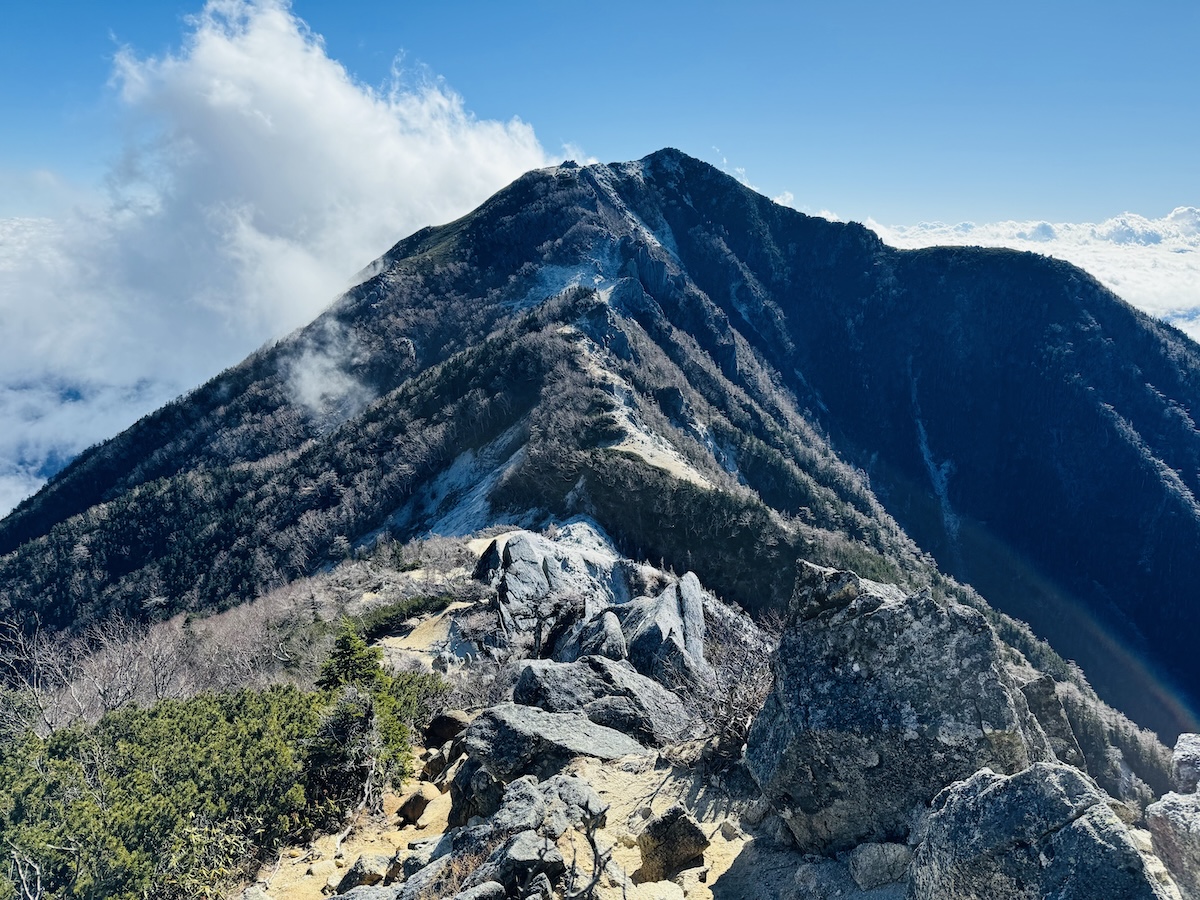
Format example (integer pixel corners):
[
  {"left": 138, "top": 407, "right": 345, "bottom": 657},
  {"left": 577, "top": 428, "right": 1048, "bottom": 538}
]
[{"left": 2, "top": 147, "right": 1198, "bottom": 738}]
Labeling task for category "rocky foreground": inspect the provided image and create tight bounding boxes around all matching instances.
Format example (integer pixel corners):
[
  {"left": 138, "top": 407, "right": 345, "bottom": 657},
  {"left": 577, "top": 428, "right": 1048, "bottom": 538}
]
[{"left": 239, "top": 522, "right": 1199, "bottom": 899}]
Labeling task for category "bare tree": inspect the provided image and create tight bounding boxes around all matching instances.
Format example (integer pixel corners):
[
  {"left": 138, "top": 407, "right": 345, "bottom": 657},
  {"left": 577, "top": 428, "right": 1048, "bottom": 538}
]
[{"left": 695, "top": 606, "right": 783, "bottom": 770}]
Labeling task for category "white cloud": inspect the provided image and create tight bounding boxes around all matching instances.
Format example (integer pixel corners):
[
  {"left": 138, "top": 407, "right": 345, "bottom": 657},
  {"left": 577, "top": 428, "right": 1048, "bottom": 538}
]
[
  {"left": 869, "top": 209, "right": 1200, "bottom": 342},
  {"left": 0, "top": 0, "right": 554, "bottom": 516}
]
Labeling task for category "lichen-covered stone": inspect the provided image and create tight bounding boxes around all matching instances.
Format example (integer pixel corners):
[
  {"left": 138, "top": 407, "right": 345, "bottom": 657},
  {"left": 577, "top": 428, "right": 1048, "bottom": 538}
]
[
  {"left": 1174, "top": 734, "right": 1200, "bottom": 794},
  {"left": 746, "top": 563, "right": 1050, "bottom": 852},
  {"left": 910, "top": 763, "right": 1174, "bottom": 899},
  {"left": 1148, "top": 791, "right": 1200, "bottom": 899}
]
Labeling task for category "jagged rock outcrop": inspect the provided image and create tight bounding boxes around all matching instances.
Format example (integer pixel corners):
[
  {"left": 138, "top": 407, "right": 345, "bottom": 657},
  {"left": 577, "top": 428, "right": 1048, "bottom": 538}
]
[
  {"left": 910, "top": 763, "right": 1176, "bottom": 899},
  {"left": 746, "top": 563, "right": 1052, "bottom": 853},
  {"left": 557, "top": 610, "right": 627, "bottom": 662},
  {"left": 1148, "top": 792, "right": 1200, "bottom": 899},
  {"left": 1175, "top": 734, "right": 1200, "bottom": 794},
  {"left": 449, "top": 704, "right": 645, "bottom": 826},
  {"left": 1019, "top": 674, "right": 1087, "bottom": 770},
  {"left": 493, "top": 534, "right": 552, "bottom": 633},
  {"left": 612, "top": 573, "right": 714, "bottom": 693},
  {"left": 472, "top": 524, "right": 637, "bottom": 647},
  {"left": 388, "top": 770, "right": 608, "bottom": 899},
  {"left": 512, "top": 655, "right": 693, "bottom": 746}
]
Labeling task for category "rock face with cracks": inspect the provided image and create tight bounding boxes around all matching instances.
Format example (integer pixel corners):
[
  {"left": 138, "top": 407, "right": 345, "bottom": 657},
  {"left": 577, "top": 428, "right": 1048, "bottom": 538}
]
[
  {"left": 745, "top": 563, "right": 1051, "bottom": 852},
  {"left": 1148, "top": 791, "right": 1200, "bottom": 900},
  {"left": 512, "top": 655, "right": 693, "bottom": 746},
  {"left": 910, "top": 763, "right": 1175, "bottom": 899},
  {"left": 448, "top": 703, "right": 646, "bottom": 826},
  {"left": 1173, "top": 734, "right": 1200, "bottom": 795}
]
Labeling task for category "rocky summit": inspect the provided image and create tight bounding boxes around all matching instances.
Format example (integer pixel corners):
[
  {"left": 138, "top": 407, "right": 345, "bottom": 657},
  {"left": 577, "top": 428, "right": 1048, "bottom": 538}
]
[{"left": 2, "top": 150, "right": 1200, "bottom": 899}]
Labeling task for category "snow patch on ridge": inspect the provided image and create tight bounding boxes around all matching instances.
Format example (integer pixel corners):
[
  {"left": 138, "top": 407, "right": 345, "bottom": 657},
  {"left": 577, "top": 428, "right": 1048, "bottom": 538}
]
[
  {"left": 387, "top": 423, "right": 532, "bottom": 538},
  {"left": 576, "top": 336, "right": 713, "bottom": 490},
  {"left": 586, "top": 162, "right": 682, "bottom": 261},
  {"left": 910, "top": 371, "right": 960, "bottom": 545}
]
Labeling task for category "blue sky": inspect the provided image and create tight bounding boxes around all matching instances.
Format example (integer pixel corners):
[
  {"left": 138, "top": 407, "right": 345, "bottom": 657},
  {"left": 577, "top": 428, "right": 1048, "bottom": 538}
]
[
  {"left": 0, "top": 0, "right": 1197, "bottom": 514},
  {"left": 4, "top": 0, "right": 1197, "bottom": 223}
]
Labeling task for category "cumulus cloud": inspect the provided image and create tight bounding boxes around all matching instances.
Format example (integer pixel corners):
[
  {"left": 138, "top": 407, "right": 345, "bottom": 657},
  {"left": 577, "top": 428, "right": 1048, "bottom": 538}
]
[
  {"left": 0, "top": 0, "right": 554, "bottom": 515},
  {"left": 868, "top": 209, "right": 1200, "bottom": 341}
]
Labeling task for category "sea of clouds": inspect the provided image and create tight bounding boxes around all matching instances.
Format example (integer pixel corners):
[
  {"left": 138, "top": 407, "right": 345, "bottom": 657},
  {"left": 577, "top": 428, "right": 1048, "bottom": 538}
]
[{"left": 868, "top": 210, "right": 1200, "bottom": 340}]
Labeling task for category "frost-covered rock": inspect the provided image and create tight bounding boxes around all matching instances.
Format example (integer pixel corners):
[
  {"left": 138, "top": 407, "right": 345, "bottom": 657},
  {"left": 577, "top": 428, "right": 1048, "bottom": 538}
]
[
  {"left": 745, "top": 564, "right": 1051, "bottom": 852},
  {"left": 513, "top": 655, "right": 693, "bottom": 745},
  {"left": 910, "top": 763, "right": 1175, "bottom": 899},
  {"left": 1019, "top": 673, "right": 1086, "bottom": 770}
]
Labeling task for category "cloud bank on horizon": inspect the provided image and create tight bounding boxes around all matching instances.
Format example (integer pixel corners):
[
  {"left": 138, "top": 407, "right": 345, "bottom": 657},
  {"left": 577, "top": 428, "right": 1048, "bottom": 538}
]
[
  {"left": 867, "top": 210, "right": 1200, "bottom": 341},
  {"left": 0, "top": 0, "right": 552, "bottom": 516}
]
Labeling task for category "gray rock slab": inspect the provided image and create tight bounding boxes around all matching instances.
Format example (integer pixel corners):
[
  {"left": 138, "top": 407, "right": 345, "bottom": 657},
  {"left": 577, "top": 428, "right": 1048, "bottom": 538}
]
[
  {"left": 746, "top": 563, "right": 1050, "bottom": 853},
  {"left": 910, "top": 763, "right": 1174, "bottom": 899},
  {"left": 1148, "top": 790, "right": 1200, "bottom": 899},
  {"left": 513, "top": 655, "right": 693, "bottom": 745},
  {"left": 449, "top": 703, "right": 646, "bottom": 826}
]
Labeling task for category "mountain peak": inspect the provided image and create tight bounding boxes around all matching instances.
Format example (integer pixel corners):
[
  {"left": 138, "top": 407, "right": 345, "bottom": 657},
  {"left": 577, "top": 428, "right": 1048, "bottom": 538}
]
[{"left": 2, "top": 152, "right": 1199, "bottom": 739}]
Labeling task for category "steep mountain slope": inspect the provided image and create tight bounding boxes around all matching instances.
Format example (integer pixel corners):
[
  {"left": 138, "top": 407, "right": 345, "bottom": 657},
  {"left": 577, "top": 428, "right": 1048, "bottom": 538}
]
[{"left": 2, "top": 149, "right": 1198, "bottom": 738}]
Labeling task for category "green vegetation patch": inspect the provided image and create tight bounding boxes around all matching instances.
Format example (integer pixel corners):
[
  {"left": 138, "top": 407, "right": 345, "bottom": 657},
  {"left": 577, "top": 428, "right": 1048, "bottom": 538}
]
[{"left": 0, "top": 622, "right": 447, "bottom": 900}]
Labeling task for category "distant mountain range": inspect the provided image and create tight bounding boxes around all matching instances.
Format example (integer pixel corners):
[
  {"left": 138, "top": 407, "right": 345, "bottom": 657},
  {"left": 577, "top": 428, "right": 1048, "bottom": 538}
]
[{"left": 2, "top": 148, "right": 1198, "bottom": 738}]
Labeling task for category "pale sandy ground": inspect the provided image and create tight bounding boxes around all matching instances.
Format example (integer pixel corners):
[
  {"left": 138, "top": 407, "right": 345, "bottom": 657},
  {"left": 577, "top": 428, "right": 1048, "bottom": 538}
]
[
  {"left": 246, "top": 770, "right": 453, "bottom": 900},
  {"left": 242, "top": 750, "right": 803, "bottom": 900},
  {"left": 378, "top": 601, "right": 476, "bottom": 672}
]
